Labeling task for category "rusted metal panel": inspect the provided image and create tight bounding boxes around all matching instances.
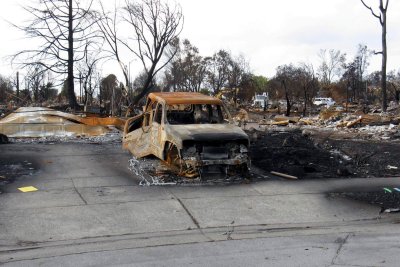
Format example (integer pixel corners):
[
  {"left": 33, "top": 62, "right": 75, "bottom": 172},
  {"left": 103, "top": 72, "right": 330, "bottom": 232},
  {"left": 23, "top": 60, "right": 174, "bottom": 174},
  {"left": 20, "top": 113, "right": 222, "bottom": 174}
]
[
  {"left": 80, "top": 117, "right": 126, "bottom": 129},
  {"left": 148, "top": 92, "right": 222, "bottom": 105},
  {"left": 0, "top": 107, "right": 124, "bottom": 137}
]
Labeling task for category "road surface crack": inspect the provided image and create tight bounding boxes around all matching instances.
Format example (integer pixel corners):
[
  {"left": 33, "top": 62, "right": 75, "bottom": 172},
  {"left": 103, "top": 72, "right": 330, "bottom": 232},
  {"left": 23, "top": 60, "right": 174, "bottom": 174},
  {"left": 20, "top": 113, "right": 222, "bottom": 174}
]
[
  {"left": 176, "top": 198, "right": 200, "bottom": 229},
  {"left": 331, "top": 233, "right": 352, "bottom": 265},
  {"left": 71, "top": 179, "right": 87, "bottom": 205}
]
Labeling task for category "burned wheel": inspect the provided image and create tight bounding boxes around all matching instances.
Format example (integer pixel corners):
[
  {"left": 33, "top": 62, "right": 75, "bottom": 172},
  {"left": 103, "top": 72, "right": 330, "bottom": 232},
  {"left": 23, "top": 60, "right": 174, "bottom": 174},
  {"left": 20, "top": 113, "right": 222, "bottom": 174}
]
[
  {"left": 165, "top": 144, "right": 198, "bottom": 178},
  {"left": 166, "top": 144, "right": 180, "bottom": 167}
]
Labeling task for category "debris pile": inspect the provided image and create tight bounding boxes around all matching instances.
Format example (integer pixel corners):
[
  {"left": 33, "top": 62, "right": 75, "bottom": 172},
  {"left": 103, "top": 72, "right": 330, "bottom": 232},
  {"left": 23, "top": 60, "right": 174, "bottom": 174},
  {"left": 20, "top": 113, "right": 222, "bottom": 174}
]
[{"left": 241, "top": 103, "right": 400, "bottom": 142}]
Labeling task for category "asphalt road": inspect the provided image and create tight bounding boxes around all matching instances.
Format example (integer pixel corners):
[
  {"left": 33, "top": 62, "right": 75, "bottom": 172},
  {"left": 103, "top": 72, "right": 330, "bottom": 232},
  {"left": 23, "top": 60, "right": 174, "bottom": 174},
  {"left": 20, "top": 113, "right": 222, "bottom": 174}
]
[{"left": 1, "top": 142, "right": 400, "bottom": 266}]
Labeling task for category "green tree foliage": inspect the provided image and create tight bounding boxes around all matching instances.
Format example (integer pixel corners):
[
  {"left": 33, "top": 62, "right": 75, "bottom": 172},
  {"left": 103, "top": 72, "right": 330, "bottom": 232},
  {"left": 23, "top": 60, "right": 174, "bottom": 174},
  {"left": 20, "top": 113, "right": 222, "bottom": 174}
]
[{"left": 252, "top": 75, "right": 269, "bottom": 93}]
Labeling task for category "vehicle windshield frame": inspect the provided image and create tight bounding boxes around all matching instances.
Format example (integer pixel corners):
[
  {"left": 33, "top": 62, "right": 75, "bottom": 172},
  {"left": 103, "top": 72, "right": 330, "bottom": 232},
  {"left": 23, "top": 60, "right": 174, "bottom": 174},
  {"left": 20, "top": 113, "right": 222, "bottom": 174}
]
[{"left": 165, "top": 103, "right": 233, "bottom": 125}]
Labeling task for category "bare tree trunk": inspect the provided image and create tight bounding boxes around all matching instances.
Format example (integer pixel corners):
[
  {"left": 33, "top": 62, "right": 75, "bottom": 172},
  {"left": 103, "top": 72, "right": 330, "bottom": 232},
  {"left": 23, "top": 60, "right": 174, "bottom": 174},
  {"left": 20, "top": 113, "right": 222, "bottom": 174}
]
[
  {"left": 68, "top": 0, "right": 78, "bottom": 109},
  {"left": 303, "top": 87, "right": 307, "bottom": 117},
  {"left": 282, "top": 80, "right": 291, "bottom": 116},
  {"left": 381, "top": 4, "right": 388, "bottom": 111},
  {"left": 360, "top": 0, "right": 389, "bottom": 111}
]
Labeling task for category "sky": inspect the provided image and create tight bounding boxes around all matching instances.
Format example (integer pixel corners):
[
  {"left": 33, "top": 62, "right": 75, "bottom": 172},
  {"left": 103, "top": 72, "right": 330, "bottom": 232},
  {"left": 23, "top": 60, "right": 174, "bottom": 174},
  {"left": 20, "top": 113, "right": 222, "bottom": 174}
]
[{"left": 0, "top": 0, "right": 399, "bottom": 86}]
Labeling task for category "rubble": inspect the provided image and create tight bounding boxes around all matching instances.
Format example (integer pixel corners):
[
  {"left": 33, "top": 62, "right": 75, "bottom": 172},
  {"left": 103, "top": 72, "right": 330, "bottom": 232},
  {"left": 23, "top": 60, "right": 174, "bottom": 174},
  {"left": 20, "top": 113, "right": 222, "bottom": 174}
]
[{"left": 247, "top": 102, "right": 400, "bottom": 142}]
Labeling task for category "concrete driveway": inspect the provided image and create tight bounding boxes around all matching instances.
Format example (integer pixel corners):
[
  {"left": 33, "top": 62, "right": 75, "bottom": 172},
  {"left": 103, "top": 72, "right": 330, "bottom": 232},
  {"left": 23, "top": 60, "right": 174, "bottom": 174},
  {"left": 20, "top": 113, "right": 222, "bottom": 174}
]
[{"left": 1, "top": 142, "right": 400, "bottom": 266}]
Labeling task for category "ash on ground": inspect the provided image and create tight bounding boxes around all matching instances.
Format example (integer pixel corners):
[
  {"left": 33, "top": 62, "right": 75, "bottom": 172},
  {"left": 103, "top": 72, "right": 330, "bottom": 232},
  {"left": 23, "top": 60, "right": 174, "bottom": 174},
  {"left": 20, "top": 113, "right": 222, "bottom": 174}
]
[
  {"left": 8, "top": 128, "right": 122, "bottom": 145},
  {"left": 0, "top": 156, "right": 38, "bottom": 193},
  {"left": 330, "top": 190, "right": 400, "bottom": 211},
  {"left": 248, "top": 127, "right": 400, "bottom": 179}
]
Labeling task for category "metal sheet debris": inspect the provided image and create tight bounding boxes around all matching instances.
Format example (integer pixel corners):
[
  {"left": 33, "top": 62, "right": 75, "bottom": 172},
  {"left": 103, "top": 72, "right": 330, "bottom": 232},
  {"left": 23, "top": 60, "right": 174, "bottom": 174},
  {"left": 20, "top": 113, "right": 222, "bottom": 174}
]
[{"left": 0, "top": 107, "right": 126, "bottom": 138}]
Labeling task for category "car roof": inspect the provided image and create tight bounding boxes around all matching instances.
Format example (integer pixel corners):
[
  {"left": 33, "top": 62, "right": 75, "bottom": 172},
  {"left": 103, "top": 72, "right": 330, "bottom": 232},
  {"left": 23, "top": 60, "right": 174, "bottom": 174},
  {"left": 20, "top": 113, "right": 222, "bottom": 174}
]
[{"left": 148, "top": 92, "right": 222, "bottom": 105}]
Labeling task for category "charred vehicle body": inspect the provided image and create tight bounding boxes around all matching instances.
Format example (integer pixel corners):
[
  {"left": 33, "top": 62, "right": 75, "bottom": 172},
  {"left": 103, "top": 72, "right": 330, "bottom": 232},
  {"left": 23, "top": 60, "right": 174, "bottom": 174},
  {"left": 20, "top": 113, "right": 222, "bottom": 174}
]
[{"left": 123, "top": 92, "right": 250, "bottom": 179}]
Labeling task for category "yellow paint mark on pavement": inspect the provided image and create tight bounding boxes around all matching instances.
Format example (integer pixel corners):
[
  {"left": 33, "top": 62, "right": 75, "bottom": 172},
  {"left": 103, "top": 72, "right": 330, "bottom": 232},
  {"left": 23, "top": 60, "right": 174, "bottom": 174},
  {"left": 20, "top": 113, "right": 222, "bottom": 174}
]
[{"left": 18, "top": 186, "right": 38, "bottom": 193}]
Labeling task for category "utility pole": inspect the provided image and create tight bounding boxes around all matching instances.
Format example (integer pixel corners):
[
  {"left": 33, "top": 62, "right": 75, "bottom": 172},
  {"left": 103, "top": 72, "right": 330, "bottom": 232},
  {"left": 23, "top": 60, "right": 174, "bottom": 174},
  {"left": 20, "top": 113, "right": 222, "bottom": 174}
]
[{"left": 16, "top": 72, "right": 20, "bottom": 103}]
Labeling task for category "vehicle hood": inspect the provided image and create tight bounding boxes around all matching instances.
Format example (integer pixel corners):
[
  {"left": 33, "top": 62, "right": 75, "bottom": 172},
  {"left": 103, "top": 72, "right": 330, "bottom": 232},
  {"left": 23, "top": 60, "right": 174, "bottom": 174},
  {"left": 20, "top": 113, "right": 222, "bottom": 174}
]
[{"left": 166, "top": 123, "right": 249, "bottom": 145}]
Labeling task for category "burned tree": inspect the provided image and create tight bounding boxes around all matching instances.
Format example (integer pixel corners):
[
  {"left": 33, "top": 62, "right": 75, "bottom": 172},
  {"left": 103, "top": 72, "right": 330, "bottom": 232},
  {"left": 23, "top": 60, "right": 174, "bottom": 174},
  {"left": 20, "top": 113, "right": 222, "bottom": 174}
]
[
  {"left": 94, "top": 2, "right": 130, "bottom": 95},
  {"left": 298, "top": 63, "right": 318, "bottom": 116},
  {"left": 164, "top": 39, "right": 208, "bottom": 92},
  {"left": 341, "top": 44, "right": 370, "bottom": 103},
  {"left": 360, "top": 0, "right": 389, "bottom": 111},
  {"left": 227, "top": 54, "right": 250, "bottom": 107},
  {"left": 273, "top": 64, "right": 304, "bottom": 116},
  {"left": 206, "top": 50, "right": 232, "bottom": 94},
  {"left": 123, "top": 0, "right": 183, "bottom": 106},
  {"left": 387, "top": 70, "right": 400, "bottom": 104},
  {"left": 12, "top": 0, "right": 97, "bottom": 109},
  {"left": 0, "top": 75, "right": 13, "bottom": 103},
  {"left": 25, "top": 65, "right": 45, "bottom": 102}
]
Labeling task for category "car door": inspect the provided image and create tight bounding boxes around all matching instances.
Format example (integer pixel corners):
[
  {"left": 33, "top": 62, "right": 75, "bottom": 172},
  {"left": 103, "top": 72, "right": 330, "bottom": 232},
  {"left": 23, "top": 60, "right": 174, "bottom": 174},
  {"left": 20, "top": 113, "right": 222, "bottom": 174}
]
[
  {"left": 151, "top": 102, "right": 164, "bottom": 158},
  {"left": 123, "top": 109, "right": 154, "bottom": 158}
]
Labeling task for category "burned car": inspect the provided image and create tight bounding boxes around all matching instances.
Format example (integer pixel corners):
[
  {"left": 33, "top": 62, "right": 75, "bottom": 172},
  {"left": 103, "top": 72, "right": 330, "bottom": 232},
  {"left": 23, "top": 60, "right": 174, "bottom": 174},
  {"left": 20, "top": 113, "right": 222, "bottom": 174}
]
[{"left": 123, "top": 92, "right": 250, "bottom": 179}]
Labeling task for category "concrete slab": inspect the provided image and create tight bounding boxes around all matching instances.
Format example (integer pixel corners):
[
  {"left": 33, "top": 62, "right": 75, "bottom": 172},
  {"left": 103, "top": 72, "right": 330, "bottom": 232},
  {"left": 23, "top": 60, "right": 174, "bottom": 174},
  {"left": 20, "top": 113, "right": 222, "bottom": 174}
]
[
  {"left": 1, "top": 233, "right": 341, "bottom": 267},
  {"left": 0, "top": 189, "right": 84, "bottom": 210},
  {"left": 77, "top": 186, "right": 174, "bottom": 204},
  {"left": 64, "top": 156, "right": 132, "bottom": 179},
  {"left": 168, "top": 184, "right": 261, "bottom": 199},
  {"left": 0, "top": 229, "right": 208, "bottom": 262},
  {"left": 3, "top": 178, "right": 74, "bottom": 193},
  {"left": 335, "top": 234, "right": 400, "bottom": 266},
  {"left": 0, "top": 200, "right": 195, "bottom": 243},
  {"left": 181, "top": 194, "right": 380, "bottom": 228},
  {"left": 72, "top": 175, "right": 137, "bottom": 188}
]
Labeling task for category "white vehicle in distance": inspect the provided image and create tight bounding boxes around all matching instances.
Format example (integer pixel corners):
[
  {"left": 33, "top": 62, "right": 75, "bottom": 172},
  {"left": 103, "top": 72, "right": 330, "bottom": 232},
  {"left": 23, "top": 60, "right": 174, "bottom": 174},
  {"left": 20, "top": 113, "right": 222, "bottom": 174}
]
[{"left": 313, "top": 97, "right": 336, "bottom": 107}]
